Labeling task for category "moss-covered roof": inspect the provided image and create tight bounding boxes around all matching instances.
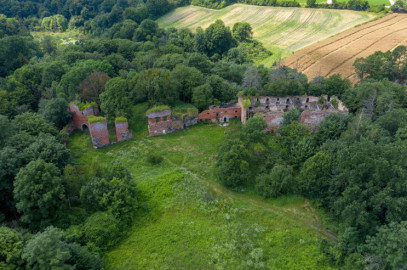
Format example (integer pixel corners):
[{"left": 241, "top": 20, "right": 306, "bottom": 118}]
[
  {"left": 87, "top": 115, "right": 105, "bottom": 124},
  {"left": 70, "top": 101, "right": 98, "bottom": 111},
  {"left": 146, "top": 105, "right": 171, "bottom": 115},
  {"left": 115, "top": 116, "right": 128, "bottom": 123},
  {"left": 172, "top": 104, "right": 198, "bottom": 117}
]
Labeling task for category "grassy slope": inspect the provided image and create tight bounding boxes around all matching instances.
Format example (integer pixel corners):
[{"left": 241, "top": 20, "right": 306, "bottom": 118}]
[
  {"left": 156, "top": 4, "right": 376, "bottom": 66},
  {"left": 68, "top": 104, "right": 337, "bottom": 269}
]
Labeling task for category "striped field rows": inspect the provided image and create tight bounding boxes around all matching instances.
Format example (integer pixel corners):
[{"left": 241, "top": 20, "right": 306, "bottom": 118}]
[{"left": 283, "top": 13, "right": 407, "bottom": 81}]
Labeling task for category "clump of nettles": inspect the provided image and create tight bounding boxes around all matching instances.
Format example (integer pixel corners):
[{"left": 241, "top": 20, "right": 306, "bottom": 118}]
[{"left": 146, "top": 153, "right": 163, "bottom": 165}]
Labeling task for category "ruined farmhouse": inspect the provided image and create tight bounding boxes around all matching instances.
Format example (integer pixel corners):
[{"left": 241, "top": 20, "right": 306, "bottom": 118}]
[
  {"left": 239, "top": 95, "right": 348, "bottom": 131},
  {"left": 146, "top": 105, "right": 198, "bottom": 136},
  {"left": 147, "top": 95, "right": 348, "bottom": 136},
  {"left": 68, "top": 95, "right": 347, "bottom": 143},
  {"left": 67, "top": 102, "right": 132, "bottom": 148}
]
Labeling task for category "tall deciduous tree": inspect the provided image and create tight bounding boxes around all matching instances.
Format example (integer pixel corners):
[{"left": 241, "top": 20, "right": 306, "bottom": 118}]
[
  {"left": 280, "top": 108, "right": 301, "bottom": 127},
  {"left": 255, "top": 164, "right": 294, "bottom": 198},
  {"left": 23, "top": 133, "right": 71, "bottom": 169},
  {"left": 192, "top": 84, "right": 213, "bottom": 111},
  {"left": 315, "top": 112, "right": 352, "bottom": 145},
  {"left": 14, "top": 159, "right": 65, "bottom": 230},
  {"left": 0, "top": 147, "right": 24, "bottom": 218},
  {"left": 204, "top": 20, "right": 236, "bottom": 57},
  {"left": 39, "top": 98, "right": 72, "bottom": 129},
  {"left": 83, "top": 212, "right": 121, "bottom": 250},
  {"left": 132, "top": 68, "right": 178, "bottom": 105},
  {"left": 298, "top": 151, "right": 333, "bottom": 204},
  {"left": 79, "top": 72, "right": 111, "bottom": 106},
  {"left": 12, "top": 112, "right": 57, "bottom": 136},
  {"left": 331, "top": 140, "right": 407, "bottom": 238},
  {"left": 241, "top": 115, "right": 268, "bottom": 145},
  {"left": 216, "top": 139, "right": 250, "bottom": 188},
  {"left": 100, "top": 77, "right": 133, "bottom": 119},
  {"left": 232, "top": 22, "right": 253, "bottom": 42},
  {"left": 0, "top": 226, "right": 24, "bottom": 269},
  {"left": 170, "top": 65, "right": 203, "bottom": 103},
  {"left": 365, "top": 221, "right": 407, "bottom": 269},
  {"left": 22, "top": 226, "right": 72, "bottom": 269},
  {"left": 242, "top": 66, "right": 262, "bottom": 90}
]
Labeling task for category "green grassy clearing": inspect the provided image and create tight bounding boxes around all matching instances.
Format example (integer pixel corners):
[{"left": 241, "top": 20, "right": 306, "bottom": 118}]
[
  {"left": 30, "top": 30, "right": 85, "bottom": 46},
  {"left": 157, "top": 4, "right": 377, "bottom": 66},
  {"left": 68, "top": 103, "right": 337, "bottom": 269}
]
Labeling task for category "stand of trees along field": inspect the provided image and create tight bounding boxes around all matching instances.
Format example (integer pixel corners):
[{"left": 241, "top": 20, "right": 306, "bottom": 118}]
[{"left": 0, "top": 0, "right": 406, "bottom": 269}]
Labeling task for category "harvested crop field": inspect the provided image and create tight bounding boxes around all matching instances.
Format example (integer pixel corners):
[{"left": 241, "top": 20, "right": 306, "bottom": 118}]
[
  {"left": 283, "top": 13, "right": 407, "bottom": 82},
  {"left": 157, "top": 4, "right": 376, "bottom": 65}
]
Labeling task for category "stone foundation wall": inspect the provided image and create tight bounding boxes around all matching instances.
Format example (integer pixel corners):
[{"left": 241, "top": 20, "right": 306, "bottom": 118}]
[
  {"left": 183, "top": 115, "right": 198, "bottom": 127},
  {"left": 89, "top": 120, "right": 110, "bottom": 148},
  {"left": 171, "top": 115, "right": 198, "bottom": 130},
  {"left": 239, "top": 95, "right": 348, "bottom": 132},
  {"left": 115, "top": 121, "right": 132, "bottom": 142},
  {"left": 147, "top": 115, "right": 172, "bottom": 136},
  {"left": 300, "top": 110, "right": 332, "bottom": 131},
  {"left": 263, "top": 112, "right": 285, "bottom": 131}
]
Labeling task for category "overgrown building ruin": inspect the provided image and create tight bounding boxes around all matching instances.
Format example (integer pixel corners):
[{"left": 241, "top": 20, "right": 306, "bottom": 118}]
[
  {"left": 68, "top": 95, "right": 348, "bottom": 143},
  {"left": 147, "top": 95, "right": 348, "bottom": 136},
  {"left": 146, "top": 107, "right": 198, "bottom": 136},
  {"left": 67, "top": 102, "right": 132, "bottom": 148},
  {"left": 239, "top": 95, "right": 348, "bottom": 131}
]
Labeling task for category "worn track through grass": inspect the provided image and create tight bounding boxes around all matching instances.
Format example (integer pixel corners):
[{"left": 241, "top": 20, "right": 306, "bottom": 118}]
[
  {"left": 283, "top": 13, "right": 407, "bottom": 81},
  {"left": 162, "top": 149, "right": 338, "bottom": 242},
  {"left": 151, "top": 122, "right": 337, "bottom": 243}
]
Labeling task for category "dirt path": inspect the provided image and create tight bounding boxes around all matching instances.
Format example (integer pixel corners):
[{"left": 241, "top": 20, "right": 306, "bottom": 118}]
[{"left": 283, "top": 13, "right": 407, "bottom": 82}]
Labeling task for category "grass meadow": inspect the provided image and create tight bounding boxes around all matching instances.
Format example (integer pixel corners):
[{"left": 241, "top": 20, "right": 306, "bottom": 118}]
[
  {"left": 68, "top": 104, "right": 337, "bottom": 269},
  {"left": 157, "top": 4, "right": 377, "bottom": 66}
]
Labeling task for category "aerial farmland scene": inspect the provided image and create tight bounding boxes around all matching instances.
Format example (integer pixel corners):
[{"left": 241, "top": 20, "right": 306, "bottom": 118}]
[{"left": 1, "top": 0, "right": 407, "bottom": 269}]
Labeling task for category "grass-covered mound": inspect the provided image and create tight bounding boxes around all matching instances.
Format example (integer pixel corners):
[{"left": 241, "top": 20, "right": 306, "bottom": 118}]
[{"left": 67, "top": 104, "right": 336, "bottom": 269}]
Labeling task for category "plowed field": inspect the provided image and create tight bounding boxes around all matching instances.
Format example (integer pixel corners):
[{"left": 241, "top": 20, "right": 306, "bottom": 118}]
[{"left": 283, "top": 13, "right": 407, "bottom": 82}]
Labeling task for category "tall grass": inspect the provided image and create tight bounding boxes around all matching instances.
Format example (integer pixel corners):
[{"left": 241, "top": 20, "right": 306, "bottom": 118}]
[{"left": 67, "top": 104, "right": 336, "bottom": 269}]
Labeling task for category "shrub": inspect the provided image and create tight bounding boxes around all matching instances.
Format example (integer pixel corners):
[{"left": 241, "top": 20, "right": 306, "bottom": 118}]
[
  {"left": 255, "top": 164, "right": 294, "bottom": 198},
  {"left": 146, "top": 105, "right": 171, "bottom": 115},
  {"left": 146, "top": 153, "right": 163, "bottom": 165},
  {"left": 83, "top": 212, "right": 121, "bottom": 250}
]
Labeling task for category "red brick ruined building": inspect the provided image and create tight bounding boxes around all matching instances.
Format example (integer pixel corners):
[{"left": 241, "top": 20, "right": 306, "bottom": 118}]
[
  {"left": 239, "top": 95, "right": 348, "bottom": 131},
  {"left": 147, "top": 109, "right": 172, "bottom": 136},
  {"left": 115, "top": 120, "right": 133, "bottom": 142},
  {"left": 89, "top": 119, "right": 110, "bottom": 148},
  {"left": 147, "top": 108, "right": 199, "bottom": 136},
  {"left": 198, "top": 103, "right": 241, "bottom": 123},
  {"left": 147, "top": 95, "right": 347, "bottom": 137},
  {"left": 68, "top": 103, "right": 99, "bottom": 131},
  {"left": 68, "top": 103, "right": 133, "bottom": 148}
]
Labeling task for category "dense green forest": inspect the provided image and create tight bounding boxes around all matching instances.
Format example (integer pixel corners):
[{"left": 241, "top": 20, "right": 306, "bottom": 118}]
[{"left": 1, "top": 0, "right": 407, "bottom": 269}]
